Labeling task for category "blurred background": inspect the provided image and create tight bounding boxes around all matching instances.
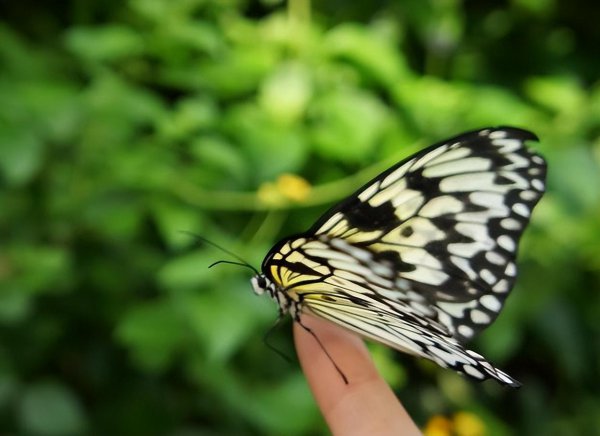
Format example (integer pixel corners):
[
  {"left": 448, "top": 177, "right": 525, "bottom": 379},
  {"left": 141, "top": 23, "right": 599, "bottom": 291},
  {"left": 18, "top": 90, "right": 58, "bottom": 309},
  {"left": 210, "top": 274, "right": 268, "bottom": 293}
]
[{"left": 1, "top": 0, "right": 599, "bottom": 434}]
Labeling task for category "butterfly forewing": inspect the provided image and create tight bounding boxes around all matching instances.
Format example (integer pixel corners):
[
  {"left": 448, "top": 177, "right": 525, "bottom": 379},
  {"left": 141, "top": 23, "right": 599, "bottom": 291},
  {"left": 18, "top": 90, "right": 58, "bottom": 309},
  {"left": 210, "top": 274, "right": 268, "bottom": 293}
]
[
  {"left": 309, "top": 127, "right": 546, "bottom": 342},
  {"left": 258, "top": 127, "right": 546, "bottom": 386}
]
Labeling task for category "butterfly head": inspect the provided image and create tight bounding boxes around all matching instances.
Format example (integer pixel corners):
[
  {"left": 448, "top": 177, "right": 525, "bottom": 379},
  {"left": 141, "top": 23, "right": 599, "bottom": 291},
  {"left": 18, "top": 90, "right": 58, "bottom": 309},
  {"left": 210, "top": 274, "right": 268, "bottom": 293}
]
[{"left": 251, "top": 274, "right": 272, "bottom": 296}]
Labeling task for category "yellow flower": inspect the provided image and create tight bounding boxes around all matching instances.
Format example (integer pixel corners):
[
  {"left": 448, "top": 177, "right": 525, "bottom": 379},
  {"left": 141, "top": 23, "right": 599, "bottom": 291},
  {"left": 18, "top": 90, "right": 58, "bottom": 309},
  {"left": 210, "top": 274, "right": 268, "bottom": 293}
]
[
  {"left": 423, "top": 411, "right": 486, "bottom": 436},
  {"left": 276, "top": 173, "right": 311, "bottom": 202},
  {"left": 257, "top": 173, "right": 311, "bottom": 206},
  {"left": 257, "top": 181, "right": 285, "bottom": 206},
  {"left": 424, "top": 415, "right": 453, "bottom": 436},
  {"left": 453, "top": 411, "right": 486, "bottom": 436}
]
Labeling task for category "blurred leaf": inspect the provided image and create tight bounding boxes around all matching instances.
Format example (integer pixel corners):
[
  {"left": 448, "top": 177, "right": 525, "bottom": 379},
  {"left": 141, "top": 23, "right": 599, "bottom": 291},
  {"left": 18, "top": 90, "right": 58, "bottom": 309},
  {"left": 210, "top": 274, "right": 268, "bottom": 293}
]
[
  {"left": 546, "top": 145, "right": 600, "bottom": 214},
  {"left": 18, "top": 381, "right": 87, "bottom": 436},
  {"left": 525, "top": 76, "right": 586, "bottom": 114},
  {"left": 189, "top": 135, "right": 249, "bottom": 185},
  {"left": 225, "top": 104, "right": 308, "bottom": 181},
  {"left": 5, "top": 245, "right": 71, "bottom": 296},
  {"left": 311, "top": 87, "right": 391, "bottom": 162},
  {"left": 250, "top": 375, "right": 320, "bottom": 435},
  {"left": 325, "top": 23, "right": 411, "bottom": 85},
  {"left": 534, "top": 300, "right": 587, "bottom": 381},
  {"left": 259, "top": 62, "right": 313, "bottom": 124},
  {"left": 116, "top": 300, "right": 186, "bottom": 371},
  {"left": 157, "top": 250, "right": 215, "bottom": 291},
  {"left": 151, "top": 200, "right": 206, "bottom": 249},
  {"left": 66, "top": 25, "right": 145, "bottom": 62},
  {"left": 179, "top": 288, "right": 268, "bottom": 363},
  {"left": 158, "top": 97, "right": 218, "bottom": 141},
  {"left": 0, "top": 288, "right": 31, "bottom": 323},
  {"left": 0, "top": 129, "right": 43, "bottom": 186}
]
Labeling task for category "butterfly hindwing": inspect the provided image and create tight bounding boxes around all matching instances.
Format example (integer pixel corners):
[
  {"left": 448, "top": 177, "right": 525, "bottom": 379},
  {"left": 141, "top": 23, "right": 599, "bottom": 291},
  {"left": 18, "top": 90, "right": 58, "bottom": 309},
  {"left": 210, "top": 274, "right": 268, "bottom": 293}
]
[{"left": 267, "top": 236, "right": 520, "bottom": 386}]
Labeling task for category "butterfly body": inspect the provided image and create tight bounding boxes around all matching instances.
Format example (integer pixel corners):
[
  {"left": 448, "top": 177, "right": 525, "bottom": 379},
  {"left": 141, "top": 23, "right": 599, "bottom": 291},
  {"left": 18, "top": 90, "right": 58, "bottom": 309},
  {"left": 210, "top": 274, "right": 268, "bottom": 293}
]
[{"left": 251, "top": 127, "right": 546, "bottom": 387}]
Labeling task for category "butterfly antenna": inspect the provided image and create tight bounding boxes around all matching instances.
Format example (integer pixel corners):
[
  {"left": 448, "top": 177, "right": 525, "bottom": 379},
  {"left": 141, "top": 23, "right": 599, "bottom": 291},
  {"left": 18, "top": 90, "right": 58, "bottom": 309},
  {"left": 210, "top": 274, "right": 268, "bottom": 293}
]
[
  {"left": 208, "top": 260, "right": 258, "bottom": 274},
  {"left": 181, "top": 231, "right": 259, "bottom": 275},
  {"left": 263, "top": 316, "right": 293, "bottom": 364},
  {"left": 297, "top": 319, "right": 349, "bottom": 385}
]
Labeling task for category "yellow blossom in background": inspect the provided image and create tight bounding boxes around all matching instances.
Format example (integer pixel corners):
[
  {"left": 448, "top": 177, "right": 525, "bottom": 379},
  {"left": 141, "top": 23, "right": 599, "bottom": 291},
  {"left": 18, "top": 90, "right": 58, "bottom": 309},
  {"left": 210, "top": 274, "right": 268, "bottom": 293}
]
[
  {"left": 423, "top": 412, "right": 486, "bottom": 436},
  {"left": 257, "top": 174, "right": 312, "bottom": 206},
  {"left": 257, "top": 181, "right": 285, "bottom": 206},
  {"left": 453, "top": 411, "right": 486, "bottom": 436},
  {"left": 423, "top": 415, "right": 453, "bottom": 436},
  {"left": 276, "top": 173, "right": 312, "bottom": 202}
]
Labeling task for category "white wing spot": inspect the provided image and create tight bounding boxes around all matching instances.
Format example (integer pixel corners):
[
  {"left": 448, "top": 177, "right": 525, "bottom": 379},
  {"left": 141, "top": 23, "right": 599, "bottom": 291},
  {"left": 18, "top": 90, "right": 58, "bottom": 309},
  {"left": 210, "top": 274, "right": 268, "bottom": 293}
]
[
  {"left": 440, "top": 173, "right": 504, "bottom": 193},
  {"left": 400, "top": 248, "right": 442, "bottom": 269},
  {"left": 458, "top": 325, "right": 474, "bottom": 338},
  {"left": 491, "top": 138, "right": 521, "bottom": 152},
  {"left": 505, "top": 262, "right": 517, "bottom": 277},
  {"left": 412, "top": 144, "right": 450, "bottom": 170},
  {"left": 493, "top": 279, "right": 510, "bottom": 293},
  {"left": 426, "top": 146, "right": 470, "bottom": 166},
  {"left": 471, "top": 309, "right": 491, "bottom": 324},
  {"left": 419, "top": 195, "right": 464, "bottom": 218},
  {"left": 395, "top": 195, "right": 425, "bottom": 220},
  {"left": 470, "top": 191, "right": 506, "bottom": 210},
  {"left": 369, "top": 180, "right": 408, "bottom": 206},
  {"left": 456, "top": 222, "right": 489, "bottom": 242},
  {"left": 438, "top": 301, "right": 468, "bottom": 318},
  {"left": 485, "top": 251, "right": 505, "bottom": 265},
  {"left": 520, "top": 190, "right": 538, "bottom": 201},
  {"left": 450, "top": 255, "right": 478, "bottom": 280},
  {"left": 480, "top": 269, "right": 497, "bottom": 285},
  {"left": 448, "top": 242, "right": 484, "bottom": 257},
  {"left": 531, "top": 179, "right": 545, "bottom": 191},
  {"left": 423, "top": 157, "right": 490, "bottom": 178},
  {"left": 402, "top": 267, "right": 448, "bottom": 286},
  {"left": 497, "top": 235, "right": 516, "bottom": 252},
  {"left": 357, "top": 182, "right": 380, "bottom": 201},
  {"left": 381, "top": 161, "right": 412, "bottom": 188},
  {"left": 512, "top": 203, "right": 530, "bottom": 217},
  {"left": 480, "top": 295, "right": 502, "bottom": 311},
  {"left": 429, "top": 346, "right": 461, "bottom": 367},
  {"left": 500, "top": 218, "right": 521, "bottom": 230},
  {"left": 488, "top": 130, "right": 506, "bottom": 139},
  {"left": 463, "top": 365, "right": 485, "bottom": 379}
]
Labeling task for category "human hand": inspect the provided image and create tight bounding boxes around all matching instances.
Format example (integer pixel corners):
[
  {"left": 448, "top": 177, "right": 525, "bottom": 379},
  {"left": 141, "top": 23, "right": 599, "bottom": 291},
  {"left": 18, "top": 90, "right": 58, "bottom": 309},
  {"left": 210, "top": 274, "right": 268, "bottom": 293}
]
[{"left": 294, "top": 315, "right": 422, "bottom": 435}]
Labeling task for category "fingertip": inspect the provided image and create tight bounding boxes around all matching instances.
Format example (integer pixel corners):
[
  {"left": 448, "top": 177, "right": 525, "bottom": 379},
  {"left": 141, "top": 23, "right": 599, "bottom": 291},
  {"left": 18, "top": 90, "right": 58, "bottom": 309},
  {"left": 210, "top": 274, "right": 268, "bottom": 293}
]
[{"left": 294, "top": 314, "right": 421, "bottom": 435}]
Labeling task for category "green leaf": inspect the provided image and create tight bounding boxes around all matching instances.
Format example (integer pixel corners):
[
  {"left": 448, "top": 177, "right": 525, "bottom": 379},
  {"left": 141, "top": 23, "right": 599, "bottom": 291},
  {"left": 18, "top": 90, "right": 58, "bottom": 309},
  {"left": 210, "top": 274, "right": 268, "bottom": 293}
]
[
  {"left": 311, "top": 88, "right": 391, "bottom": 163},
  {"left": 65, "top": 25, "right": 145, "bottom": 62},
  {"left": 525, "top": 76, "right": 586, "bottom": 114},
  {"left": 325, "top": 24, "right": 410, "bottom": 85},
  {"left": 18, "top": 381, "right": 87, "bottom": 436},
  {"left": 157, "top": 250, "right": 215, "bottom": 291},
  {"left": 259, "top": 62, "right": 313, "bottom": 124},
  {"left": 225, "top": 104, "right": 308, "bottom": 181},
  {"left": 0, "top": 129, "right": 43, "bottom": 186},
  {"left": 5, "top": 245, "right": 71, "bottom": 296},
  {"left": 116, "top": 301, "right": 186, "bottom": 371}
]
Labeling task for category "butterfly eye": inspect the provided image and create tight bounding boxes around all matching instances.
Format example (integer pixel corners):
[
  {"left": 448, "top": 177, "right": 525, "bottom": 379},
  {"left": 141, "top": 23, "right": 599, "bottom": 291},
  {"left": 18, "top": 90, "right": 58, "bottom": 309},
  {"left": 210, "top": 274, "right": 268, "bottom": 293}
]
[
  {"left": 251, "top": 275, "right": 267, "bottom": 295},
  {"left": 257, "top": 276, "right": 267, "bottom": 289}
]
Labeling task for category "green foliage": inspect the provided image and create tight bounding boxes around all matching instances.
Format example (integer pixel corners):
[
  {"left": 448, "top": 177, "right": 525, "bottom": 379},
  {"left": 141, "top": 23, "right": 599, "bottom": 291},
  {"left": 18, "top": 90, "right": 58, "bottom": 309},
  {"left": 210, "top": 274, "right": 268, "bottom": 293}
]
[{"left": 1, "top": 0, "right": 599, "bottom": 434}]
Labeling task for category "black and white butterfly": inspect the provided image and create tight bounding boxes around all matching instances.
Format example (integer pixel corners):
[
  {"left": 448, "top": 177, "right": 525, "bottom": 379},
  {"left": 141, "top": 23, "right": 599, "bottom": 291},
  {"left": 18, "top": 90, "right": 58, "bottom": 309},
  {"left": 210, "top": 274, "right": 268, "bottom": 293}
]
[{"left": 251, "top": 127, "right": 546, "bottom": 387}]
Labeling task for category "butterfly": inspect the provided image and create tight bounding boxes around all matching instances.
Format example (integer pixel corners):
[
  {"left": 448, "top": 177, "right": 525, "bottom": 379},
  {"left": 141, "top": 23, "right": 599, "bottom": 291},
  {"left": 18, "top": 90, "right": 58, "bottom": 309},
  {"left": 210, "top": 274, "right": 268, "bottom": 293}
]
[{"left": 250, "top": 127, "right": 546, "bottom": 387}]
